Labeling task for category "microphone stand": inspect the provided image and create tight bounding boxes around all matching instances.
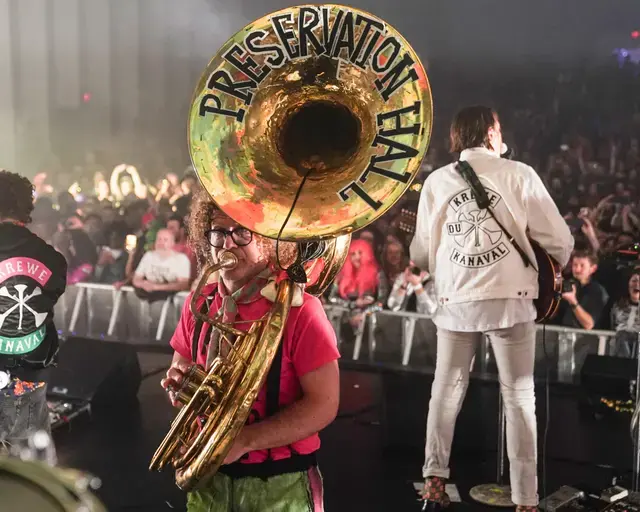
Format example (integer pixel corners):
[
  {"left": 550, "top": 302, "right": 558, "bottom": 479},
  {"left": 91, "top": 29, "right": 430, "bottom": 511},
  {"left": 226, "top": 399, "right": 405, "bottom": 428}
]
[
  {"left": 632, "top": 297, "right": 640, "bottom": 491},
  {"left": 469, "top": 392, "right": 514, "bottom": 508},
  {"left": 467, "top": 144, "right": 517, "bottom": 508}
]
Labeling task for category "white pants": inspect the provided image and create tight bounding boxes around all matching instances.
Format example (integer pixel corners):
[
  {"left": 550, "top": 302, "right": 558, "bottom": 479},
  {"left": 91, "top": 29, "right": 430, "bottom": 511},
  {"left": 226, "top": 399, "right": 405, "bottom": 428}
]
[{"left": 423, "top": 322, "right": 538, "bottom": 507}]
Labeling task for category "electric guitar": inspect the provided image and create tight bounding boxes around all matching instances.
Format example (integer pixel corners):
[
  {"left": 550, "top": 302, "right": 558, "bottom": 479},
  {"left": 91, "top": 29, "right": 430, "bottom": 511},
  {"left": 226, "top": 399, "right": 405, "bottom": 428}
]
[
  {"left": 529, "top": 239, "right": 563, "bottom": 323},
  {"left": 397, "top": 208, "right": 563, "bottom": 323}
]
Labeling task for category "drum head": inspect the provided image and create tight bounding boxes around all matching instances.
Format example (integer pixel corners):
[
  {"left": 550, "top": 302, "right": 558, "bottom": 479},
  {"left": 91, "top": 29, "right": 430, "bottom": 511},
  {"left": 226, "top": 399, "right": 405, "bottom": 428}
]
[{"left": 0, "top": 458, "right": 106, "bottom": 512}]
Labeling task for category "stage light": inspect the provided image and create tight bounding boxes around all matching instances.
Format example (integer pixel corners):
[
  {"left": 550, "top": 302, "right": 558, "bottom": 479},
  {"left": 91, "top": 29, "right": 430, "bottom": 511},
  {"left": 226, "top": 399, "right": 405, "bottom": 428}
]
[
  {"left": 632, "top": 30, "right": 640, "bottom": 39},
  {"left": 82, "top": 92, "right": 92, "bottom": 103}
]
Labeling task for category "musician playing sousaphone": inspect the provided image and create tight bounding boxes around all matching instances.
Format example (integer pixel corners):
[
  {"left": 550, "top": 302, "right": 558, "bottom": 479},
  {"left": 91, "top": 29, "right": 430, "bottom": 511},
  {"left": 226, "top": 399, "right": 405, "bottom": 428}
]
[
  {"left": 152, "top": 2, "right": 432, "bottom": 510},
  {"left": 161, "top": 190, "right": 339, "bottom": 510},
  {"left": 410, "top": 106, "right": 574, "bottom": 511}
]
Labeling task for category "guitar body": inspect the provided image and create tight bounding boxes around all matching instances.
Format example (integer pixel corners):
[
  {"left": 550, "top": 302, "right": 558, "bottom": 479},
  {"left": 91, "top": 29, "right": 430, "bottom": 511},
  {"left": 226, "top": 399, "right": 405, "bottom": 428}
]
[{"left": 529, "top": 239, "right": 563, "bottom": 323}]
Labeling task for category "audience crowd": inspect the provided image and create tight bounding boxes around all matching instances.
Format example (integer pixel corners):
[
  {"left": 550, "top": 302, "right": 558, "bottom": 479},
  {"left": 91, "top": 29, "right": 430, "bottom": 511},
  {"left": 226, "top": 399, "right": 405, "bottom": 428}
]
[{"left": 25, "top": 58, "right": 640, "bottom": 357}]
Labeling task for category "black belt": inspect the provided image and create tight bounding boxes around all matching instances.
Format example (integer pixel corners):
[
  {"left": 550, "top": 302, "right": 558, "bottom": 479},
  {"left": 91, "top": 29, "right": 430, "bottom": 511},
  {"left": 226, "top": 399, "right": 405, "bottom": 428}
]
[{"left": 218, "top": 453, "right": 317, "bottom": 480}]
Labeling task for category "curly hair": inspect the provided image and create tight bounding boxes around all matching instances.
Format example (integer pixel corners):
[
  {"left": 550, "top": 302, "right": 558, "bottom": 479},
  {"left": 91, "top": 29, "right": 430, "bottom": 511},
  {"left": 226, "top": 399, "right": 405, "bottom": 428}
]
[
  {"left": 188, "top": 188, "right": 297, "bottom": 273},
  {"left": 0, "top": 170, "right": 34, "bottom": 223},
  {"left": 188, "top": 188, "right": 221, "bottom": 271}
]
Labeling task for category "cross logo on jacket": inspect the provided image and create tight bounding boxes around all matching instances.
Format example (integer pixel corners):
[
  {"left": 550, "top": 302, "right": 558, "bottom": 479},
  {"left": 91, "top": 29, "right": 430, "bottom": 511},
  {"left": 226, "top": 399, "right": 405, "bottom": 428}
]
[
  {"left": 448, "top": 210, "right": 503, "bottom": 248},
  {"left": 0, "top": 285, "right": 48, "bottom": 332}
]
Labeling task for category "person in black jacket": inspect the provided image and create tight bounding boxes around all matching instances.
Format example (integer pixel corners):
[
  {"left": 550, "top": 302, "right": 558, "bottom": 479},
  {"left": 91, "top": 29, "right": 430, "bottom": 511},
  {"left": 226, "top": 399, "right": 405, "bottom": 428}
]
[{"left": 0, "top": 171, "right": 67, "bottom": 455}]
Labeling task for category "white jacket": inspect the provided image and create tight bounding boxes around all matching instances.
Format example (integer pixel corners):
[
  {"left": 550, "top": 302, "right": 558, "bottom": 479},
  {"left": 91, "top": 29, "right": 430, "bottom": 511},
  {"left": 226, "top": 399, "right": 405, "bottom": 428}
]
[{"left": 410, "top": 148, "right": 574, "bottom": 306}]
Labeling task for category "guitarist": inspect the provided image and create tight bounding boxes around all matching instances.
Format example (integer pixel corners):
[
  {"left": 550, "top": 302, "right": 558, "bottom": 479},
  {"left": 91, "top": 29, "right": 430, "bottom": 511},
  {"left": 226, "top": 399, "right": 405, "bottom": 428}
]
[{"left": 410, "top": 106, "right": 574, "bottom": 511}]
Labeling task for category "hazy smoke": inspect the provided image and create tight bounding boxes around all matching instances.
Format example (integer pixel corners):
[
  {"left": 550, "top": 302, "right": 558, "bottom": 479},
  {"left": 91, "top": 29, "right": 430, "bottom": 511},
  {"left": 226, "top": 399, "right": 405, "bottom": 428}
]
[{"left": 1, "top": 0, "right": 637, "bottom": 179}]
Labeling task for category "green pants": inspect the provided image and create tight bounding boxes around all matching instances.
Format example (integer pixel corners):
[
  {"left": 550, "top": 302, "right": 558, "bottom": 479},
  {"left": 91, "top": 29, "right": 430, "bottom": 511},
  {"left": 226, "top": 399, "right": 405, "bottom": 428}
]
[{"left": 187, "top": 467, "right": 324, "bottom": 512}]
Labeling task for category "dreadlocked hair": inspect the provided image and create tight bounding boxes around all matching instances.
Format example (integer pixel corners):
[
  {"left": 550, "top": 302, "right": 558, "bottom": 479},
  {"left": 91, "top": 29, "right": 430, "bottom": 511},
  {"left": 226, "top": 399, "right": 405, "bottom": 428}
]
[
  {"left": 0, "top": 170, "right": 34, "bottom": 224},
  {"left": 187, "top": 188, "right": 298, "bottom": 273}
]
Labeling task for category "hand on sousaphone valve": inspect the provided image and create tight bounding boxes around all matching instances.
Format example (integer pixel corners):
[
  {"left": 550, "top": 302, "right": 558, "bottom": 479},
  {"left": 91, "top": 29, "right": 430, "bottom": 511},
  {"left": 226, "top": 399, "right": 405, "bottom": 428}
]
[{"left": 161, "top": 358, "right": 194, "bottom": 409}]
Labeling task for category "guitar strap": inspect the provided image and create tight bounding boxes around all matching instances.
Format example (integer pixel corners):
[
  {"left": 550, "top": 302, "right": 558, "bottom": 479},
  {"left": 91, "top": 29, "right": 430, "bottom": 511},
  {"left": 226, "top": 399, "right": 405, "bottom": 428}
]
[{"left": 455, "top": 160, "right": 538, "bottom": 273}]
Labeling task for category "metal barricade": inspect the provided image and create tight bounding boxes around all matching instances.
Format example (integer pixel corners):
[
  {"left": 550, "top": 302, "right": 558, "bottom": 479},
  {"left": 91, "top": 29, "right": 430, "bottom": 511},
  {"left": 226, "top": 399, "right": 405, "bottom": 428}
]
[
  {"left": 322, "top": 304, "right": 618, "bottom": 382},
  {"left": 57, "top": 283, "right": 188, "bottom": 345},
  {"left": 57, "top": 285, "right": 619, "bottom": 382},
  {"left": 324, "top": 305, "right": 439, "bottom": 367},
  {"left": 536, "top": 324, "right": 613, "bottom": 382}
]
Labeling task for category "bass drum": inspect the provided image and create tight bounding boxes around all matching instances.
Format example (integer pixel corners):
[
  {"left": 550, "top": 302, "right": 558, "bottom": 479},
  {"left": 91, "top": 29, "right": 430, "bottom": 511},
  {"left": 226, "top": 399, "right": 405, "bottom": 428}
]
[{"left": 0, "top": 457, "right": 107, "bottom": 512}]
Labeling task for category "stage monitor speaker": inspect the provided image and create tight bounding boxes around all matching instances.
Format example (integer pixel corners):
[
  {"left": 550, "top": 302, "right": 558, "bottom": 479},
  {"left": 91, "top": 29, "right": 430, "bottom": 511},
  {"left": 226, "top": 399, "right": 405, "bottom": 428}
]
[
  {"left": 47, "top": 337, "right": 141, "bottom": 406},
  {"left": 580, "top": 354, "right": 637, "bottom": 399}
]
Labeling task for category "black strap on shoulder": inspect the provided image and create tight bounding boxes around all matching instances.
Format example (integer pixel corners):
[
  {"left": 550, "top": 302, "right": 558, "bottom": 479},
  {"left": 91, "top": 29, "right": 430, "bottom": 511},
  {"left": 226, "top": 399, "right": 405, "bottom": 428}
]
[
  {"left": 191, "top": 298, "right": 211, "bottom": 363},
  {"left": 265, "top": 340, "right": 284, "bottom": 417},
  {"left": 455, "top": 160, "right": 536, "bottom": 271},
  {"left": 265, "top": 339, "right": 297, "bottom": 460}
]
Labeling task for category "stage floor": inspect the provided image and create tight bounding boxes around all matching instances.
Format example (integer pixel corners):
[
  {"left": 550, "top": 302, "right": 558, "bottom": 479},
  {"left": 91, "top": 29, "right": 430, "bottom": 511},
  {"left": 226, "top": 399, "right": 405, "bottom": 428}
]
[{"left": 51, "top": 351, "right": 633, "bottom": 511}]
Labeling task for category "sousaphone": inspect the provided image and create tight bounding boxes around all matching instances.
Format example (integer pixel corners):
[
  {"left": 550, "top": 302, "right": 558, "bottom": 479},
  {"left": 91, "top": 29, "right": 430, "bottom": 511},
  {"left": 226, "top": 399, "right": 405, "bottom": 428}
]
[{"left": 150, "top": 4, "right": 432, "bottom": 490}]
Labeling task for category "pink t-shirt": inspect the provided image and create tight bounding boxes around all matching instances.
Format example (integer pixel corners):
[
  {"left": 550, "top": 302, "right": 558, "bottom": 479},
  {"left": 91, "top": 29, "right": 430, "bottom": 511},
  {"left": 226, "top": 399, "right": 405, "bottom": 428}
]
[{"left": 170, "top": 283, "right": 340, "bottom": 464}]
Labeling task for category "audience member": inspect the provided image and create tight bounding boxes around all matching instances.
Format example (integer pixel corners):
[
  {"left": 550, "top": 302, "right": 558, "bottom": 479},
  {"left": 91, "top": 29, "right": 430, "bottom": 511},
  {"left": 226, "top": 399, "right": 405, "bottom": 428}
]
[
  {"left": 94, "top": 222, "right": 130, "bottom": 285},
  {"left": 387, "top": 266, "right": 437, "bottom": 316},
  {"left": 132, "top": 228, "right": 191, "bottom": 302},
  {"left": 609, "top": 271, "right": 640, "bottom": 357},
  {"left": 557, "top": 250, "right": 609, "bottom": 330},
  {"left": 53, "top": 228, "right": 98, "bottom": 285}
]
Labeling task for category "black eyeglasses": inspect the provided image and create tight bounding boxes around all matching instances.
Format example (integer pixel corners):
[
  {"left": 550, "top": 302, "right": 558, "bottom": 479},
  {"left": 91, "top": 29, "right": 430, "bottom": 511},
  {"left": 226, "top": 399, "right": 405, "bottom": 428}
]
[{"left": 206, "top": 227, "right": 253, "bottom": 248}]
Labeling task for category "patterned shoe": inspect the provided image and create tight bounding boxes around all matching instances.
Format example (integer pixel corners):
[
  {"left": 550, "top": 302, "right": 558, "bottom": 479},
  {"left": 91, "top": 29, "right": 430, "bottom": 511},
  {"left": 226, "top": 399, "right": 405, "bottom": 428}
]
[{"left": 421, "top": 477, "right": 451, "bottom": 509}]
